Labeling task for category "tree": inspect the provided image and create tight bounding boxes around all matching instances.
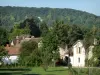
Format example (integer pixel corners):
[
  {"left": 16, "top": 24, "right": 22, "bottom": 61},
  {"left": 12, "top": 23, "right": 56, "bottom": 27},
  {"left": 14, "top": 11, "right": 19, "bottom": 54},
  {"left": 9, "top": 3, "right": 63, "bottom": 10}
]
[
  {"left": 84, "top": 25, "right": 100, "bottom": 66},
  {"left": 0, "top": 27, "right": 8, "bottom": 46},
  {"left": 41, "top": 28, "right": 59, "bottom": 71},
  {"left": 90, "top": 45, "right": 100, "bottom": 66},
  {"left": 53, "top": 20, "right": 84, "bottom": 48},
  {"left": 0, "top": 46, "right": 8, "bottom": 64},
  {"left": 40, "top": 21, "right": 49, "bottom": 37},
  {"left": 9, "top": 23, "right": 30, "bottom": 40},
  {"left": 68, "top": 25, "right": 84, "bottom": 47},
  {"left": 19, "top": 40, "right": 41, "bottom": 66},
  {"left": 40, "top": 20, "right": 84, "bottom": 70},
  {"left": 9, "top": 17, "right": 41, "bottom": 41},
  {"left": 83, "top": 25, "right": 99, "bottom": 54},
  {"left": 1, "top": 6, "right": 100, "bottom": 31},
  {"left": 19, "top": 18, "right": 41, "bottom": 37}
]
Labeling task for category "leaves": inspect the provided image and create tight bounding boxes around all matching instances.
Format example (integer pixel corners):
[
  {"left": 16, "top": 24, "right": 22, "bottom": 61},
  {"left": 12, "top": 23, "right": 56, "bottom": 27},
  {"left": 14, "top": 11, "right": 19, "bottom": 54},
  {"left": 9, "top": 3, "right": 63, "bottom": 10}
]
[
  {"left": 0, "top": 27, "right": 8, "bottom": 45},
  {"left": 19, "top": 40, "right": 41, "bottom": 66},
  {"left": 0, "top": 46, "right": 8, "bottom": 61}
]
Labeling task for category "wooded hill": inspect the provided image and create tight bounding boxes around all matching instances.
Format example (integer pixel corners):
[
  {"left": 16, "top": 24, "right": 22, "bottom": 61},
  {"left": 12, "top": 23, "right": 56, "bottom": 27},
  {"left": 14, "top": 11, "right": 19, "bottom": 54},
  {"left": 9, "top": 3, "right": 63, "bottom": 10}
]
[{"left": 0, "top": 6, "right": 100, "bottom": 30}]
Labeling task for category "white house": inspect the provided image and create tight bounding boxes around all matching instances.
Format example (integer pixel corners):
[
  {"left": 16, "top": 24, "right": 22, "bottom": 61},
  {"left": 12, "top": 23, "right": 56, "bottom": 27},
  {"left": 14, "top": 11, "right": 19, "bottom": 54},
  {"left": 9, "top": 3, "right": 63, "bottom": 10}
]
[
  {"left": 59, "top": 40, "right": 86, "bottom": 67},
  {"left": 59, "top": 45, "right": 68, "bottom": 60},
  {"left": 70, "top": 40, "right": 85, "bottom": 67}
]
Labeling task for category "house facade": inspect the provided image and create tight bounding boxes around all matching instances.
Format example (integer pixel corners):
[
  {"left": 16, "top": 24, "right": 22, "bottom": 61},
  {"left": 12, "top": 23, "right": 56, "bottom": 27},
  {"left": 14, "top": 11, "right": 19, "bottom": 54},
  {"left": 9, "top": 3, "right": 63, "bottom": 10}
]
[
  {"left": 59, "top": 40, "right": 86, "bottom": 67},
  {"left": 70, "top": 40, "right": 85, "bottom": 67}
]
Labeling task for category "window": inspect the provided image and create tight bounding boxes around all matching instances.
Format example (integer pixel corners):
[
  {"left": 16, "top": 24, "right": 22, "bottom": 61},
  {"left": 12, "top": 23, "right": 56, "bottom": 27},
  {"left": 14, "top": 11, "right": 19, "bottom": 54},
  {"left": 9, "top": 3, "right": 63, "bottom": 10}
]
[
  {"left": 76, "top": 47, "right": 81, "bottom": 54},
  {"left": 78, "top": 47, "right": 81, "bottom": 54},
  {"left": 78, "top": 58, "right": 80, "bottom": 63}
]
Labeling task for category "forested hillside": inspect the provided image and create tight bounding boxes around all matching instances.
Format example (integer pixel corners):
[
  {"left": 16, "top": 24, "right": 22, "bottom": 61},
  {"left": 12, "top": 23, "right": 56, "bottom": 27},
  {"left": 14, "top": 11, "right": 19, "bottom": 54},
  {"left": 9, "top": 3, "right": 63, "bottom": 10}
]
[{"left": 0, "top": 6, "right": 100, "bottom": 30}]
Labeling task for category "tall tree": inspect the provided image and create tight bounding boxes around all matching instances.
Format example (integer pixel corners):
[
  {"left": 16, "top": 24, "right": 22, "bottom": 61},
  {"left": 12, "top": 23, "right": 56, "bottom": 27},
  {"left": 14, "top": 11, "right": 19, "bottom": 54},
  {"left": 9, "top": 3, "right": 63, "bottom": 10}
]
[
  {"left": 19, "top": 40, "right": 41, "bottom": 66},
  {"left": 0, "top": 27, "right": 8, "bottom": 46},
  {"left": 0, "top": 46, "right": 8, "bottom": 64},
  {"left": 9, "top": 24, "right": 30, "bottom": 40},
  {"left": 40, "top": 21, "right": 49, "bottom": 37},
  {"left": 41, "top": 28, "right": 59, "bottom": 71},
  {"left": 19, "top": 18, "right": 41, "bottom": 37}
]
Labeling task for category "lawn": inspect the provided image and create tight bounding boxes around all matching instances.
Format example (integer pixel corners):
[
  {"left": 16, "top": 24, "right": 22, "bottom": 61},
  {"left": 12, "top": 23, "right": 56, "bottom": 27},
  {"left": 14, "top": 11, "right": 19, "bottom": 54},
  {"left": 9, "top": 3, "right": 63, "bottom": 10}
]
[
  {"left": 29, "top": 67, "right": 100, "bottom": 75},
  {"left": 0, "top": 67, "right": 100, "bottom": 75},
  {"left": 0, "top": 67, "right": 69, "bottom": 75},
  {"left": 29, "top": 67, "right": 69, "bottom": 75}
]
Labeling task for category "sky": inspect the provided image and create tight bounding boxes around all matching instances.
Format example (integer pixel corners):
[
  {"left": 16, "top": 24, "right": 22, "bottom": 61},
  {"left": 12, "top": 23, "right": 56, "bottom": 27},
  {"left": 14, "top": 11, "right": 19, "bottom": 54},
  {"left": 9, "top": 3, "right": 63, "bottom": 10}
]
[{"left": 0, "top": 0, "right": 100, "bottom": 16}]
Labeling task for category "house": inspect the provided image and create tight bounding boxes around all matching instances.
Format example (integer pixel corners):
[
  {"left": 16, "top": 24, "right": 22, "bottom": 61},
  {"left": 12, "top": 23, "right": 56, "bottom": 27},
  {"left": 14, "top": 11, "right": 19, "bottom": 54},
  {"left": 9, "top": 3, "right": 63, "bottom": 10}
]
[
  {"left": 59, "top": 45, "right": 68, "bottom": 60},
  {"left": 59, "top": 39, "right": 98, "bottom": 67},
  {"left": 59, "top": 40, "right": 85, "bottom": 67},
  {"left": 11, "top": 35, "right": 41, "bottom": 46},
  {"left": 70, "top": 40, "right": 85, "bottom": 67},
  {"left": 3, "top": 44, "right": 20, "bottom": 64},
  {"left": 3, "top": 35, "right": 41, "bottom": 64},
  {"left": 3, "top": 34, "right": 97, "bottom": 67}
]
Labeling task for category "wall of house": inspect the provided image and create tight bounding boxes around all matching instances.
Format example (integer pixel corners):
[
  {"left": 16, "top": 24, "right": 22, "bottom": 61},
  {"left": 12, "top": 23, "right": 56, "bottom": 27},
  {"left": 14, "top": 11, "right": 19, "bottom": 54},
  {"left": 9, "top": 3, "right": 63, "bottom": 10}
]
[
  {"left": 59, "top": 46, "right": 68, "bottom": 60},
  {"left": 72, "top": 41, "right": 85, "bottom": 67},
  {"left": 88, "top": 45, "right": 94, "bottom": 59},
  {"left": 70, "top": 56, "right": 74, "bottom": 66},
  {"left": 2, "top": 55, "right": 18, "bottom": 64}
]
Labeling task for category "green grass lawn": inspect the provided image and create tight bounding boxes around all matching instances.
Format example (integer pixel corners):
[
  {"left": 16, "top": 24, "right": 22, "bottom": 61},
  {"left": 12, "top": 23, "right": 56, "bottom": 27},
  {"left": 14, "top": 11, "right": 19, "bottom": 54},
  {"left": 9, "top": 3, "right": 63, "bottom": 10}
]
[
  {"left": 29, "top": 67, "right": 100, "bottom": 75},
  {"left": 0, "top": 67, "right": 100, "bottom": 75},
  {"left": 29, "top": 67, "right": 69, "bottom": 75}
]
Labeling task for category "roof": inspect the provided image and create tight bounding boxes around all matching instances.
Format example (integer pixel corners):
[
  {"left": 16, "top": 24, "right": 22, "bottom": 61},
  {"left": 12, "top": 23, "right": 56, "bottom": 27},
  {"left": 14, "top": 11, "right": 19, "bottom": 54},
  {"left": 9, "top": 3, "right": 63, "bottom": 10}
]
[
  {"left": 72, "top": 40, "right": 83, "bottom": 46},
  {"left": 5, "top": 46, "right": 20, "bottom": 55}
]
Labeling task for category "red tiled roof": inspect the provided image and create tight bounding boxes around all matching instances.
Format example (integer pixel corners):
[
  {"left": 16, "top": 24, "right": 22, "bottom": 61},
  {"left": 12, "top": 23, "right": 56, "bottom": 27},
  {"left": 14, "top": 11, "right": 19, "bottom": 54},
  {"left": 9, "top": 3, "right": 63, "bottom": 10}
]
[{"left": 5, "top": 46, "right": 20, "bottom": 55}]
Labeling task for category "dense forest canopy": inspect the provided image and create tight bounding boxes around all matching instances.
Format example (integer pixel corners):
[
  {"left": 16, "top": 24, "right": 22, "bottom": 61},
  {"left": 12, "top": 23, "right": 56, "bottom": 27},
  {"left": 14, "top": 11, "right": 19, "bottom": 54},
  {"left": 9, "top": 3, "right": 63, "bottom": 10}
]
[{"left": 0, "top": 6, "right": 100, "bottom": 30}]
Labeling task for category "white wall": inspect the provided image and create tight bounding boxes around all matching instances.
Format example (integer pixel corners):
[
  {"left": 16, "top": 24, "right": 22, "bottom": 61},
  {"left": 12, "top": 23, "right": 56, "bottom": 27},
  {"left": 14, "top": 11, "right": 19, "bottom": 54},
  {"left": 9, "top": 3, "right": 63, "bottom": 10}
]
[
  {"left": 59, "top": 46, "right": 68, "bottom": 60},
  {"left": 58, "top": 40, "right": 86, "bottom": 67},
  {"left": 72, "top": 41, "right": 85, "bottom": 67},
  {"left": 2, "top": 55, "right": 18, "bottom": 64},
  {"left": 88, "top": 45, "right": 94, "bottom": 59}
]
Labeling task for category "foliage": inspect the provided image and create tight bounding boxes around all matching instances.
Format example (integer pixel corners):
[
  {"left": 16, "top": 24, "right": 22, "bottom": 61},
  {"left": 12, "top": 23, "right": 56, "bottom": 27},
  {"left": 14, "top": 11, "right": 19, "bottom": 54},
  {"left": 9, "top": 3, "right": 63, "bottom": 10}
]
[
  {"left": 91, "top": 45, "right": 100, "bottom": 66},
  {"left": 41, "top": 28, "right": 59, "bottom": 71},
  {"left": 40, "top": 20, "right": 86, "bottom": 70},
  {"left": 19, "top": 18, "right": 41, "bottom": 37},
  {"left": 83, "top": 25, "right": 100, "bottom": 56},
  {"left": 0, "top": 6, "right": 100, "bottom": 30},
  {"left": 40, "top": 21, "right": 49, "bottom": 37},
  {"left": 9, "top": 18, "right": 41, "bottom": 40},
  {"left": 83, "top": 30, "right": 94, "bottom": 53},
  {"left": 19, "top": 40, "right": 42, "bottom": 66},
  {"left": 9, "top": 24, "right": 30, "bottom": 40},
  {"left": 0, "top": 46, "right": 8, "bottom": 62},
  {"left": 0, "top": 27, "right": 8, "bottom": 46},
  {"left": 53, "top": 20, "right": 84, "bottom": 48}
]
